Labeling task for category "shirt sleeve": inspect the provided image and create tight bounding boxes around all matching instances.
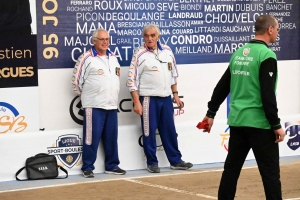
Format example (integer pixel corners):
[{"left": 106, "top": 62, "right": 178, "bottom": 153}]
[
  {"left": 259, "top": 58, "right": 281, "bottom": 130},
  {"left": 206, "top": 67, "right": 231, "bottom": 118},
  {"left": 71, "top": 55, "right": 90, "bottom": 95},
  {"left": 170, "top": 50, "right": 178, "bottom": 85},
  {"left": 127, "top": 50, "right": 139, "bottom": 91}
]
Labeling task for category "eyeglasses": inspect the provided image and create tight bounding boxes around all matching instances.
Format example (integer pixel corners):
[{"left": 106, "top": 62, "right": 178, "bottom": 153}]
[
  {"left": 94, "top": 37, "right": 109, "bottom": 42},
  {"left": 144, "top": 34, "right": 157, "bottom": 39}
]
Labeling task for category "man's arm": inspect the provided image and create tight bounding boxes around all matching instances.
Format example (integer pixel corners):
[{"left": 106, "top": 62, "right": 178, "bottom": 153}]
[
  {"left": 171, "top": 84, "right": 183, "bottom": 110},
  {"left": 126, "top": 50, "right": 140, "bottom": 91},
  {"left": 203, "top": 67, "right": 231, "bottom": 133},
  {"left": 259, "top": 58, "right": 285, "bottom": 142},
  {"left": 127, "top": 50, "right": 142, "bottom": 115},
  {"left": 206, "top": 67, "right": 231, "bottom": 118},
  {"left": 72, "top": 55, "right": 90, "bottom": 95},
  {"left": 259, "top": 58, "right": 281, "bottom": 129}
]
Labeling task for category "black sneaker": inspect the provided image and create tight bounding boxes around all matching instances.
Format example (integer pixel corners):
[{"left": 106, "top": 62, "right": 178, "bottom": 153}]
[
  {"left": 147, "top": 164, "right": 160, "bottom": 173},
  {"left": 83, "top": 170, "right": 94, "bottom": 178},
  {"left": 170, "top": 161, "right": 193, "bottom": 170},
  {"left": 105, "top": 167, "right": 126, "bottom": 175}
]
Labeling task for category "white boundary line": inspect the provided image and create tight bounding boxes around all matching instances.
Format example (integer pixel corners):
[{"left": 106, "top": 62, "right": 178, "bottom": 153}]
[
  {"left": 0, "top": 180, "right": 107, "bottom": 194},
  {"left": 0, "top": 166, "right": 299, "bottom": 200},
  {"left": 0, "top": 167, "right": 256, "bottom": 194},
  {"left": 125, "top": 179, "right": 217, "bottom": 199},
  {"left": 0, "top": 169, "right": 225, "bottom": 194}
]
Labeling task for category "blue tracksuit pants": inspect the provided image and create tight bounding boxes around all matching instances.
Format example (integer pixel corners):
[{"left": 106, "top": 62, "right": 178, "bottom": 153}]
[
  {"left": 140, "top": 96, "right": 182, "bottom": 166},
  {"left": 81, "top": 108, "right": 120, "bottom": 171}
]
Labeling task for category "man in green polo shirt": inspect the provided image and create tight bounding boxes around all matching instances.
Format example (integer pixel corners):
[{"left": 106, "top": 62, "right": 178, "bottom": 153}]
[{"left": 203, "top": 14, "right": 285, "bottom": 200}]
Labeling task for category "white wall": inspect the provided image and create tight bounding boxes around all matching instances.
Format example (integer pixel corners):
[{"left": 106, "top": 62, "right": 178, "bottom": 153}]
[
  {"left": 37, "top": 60, "right": 300, "bottom": 130},
  {"left": 2, "top": 114, "right": 300, "bottom": 182}
]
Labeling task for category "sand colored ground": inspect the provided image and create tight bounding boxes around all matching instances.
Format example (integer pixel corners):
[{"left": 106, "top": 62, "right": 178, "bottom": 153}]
[{"left": 0, "top": 161, "right": 299, "bottom": 200}]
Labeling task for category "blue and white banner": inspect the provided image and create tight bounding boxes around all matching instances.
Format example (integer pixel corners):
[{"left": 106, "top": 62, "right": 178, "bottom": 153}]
[{"left": 36, "top": 0, "right": 299, "bottom": 69}]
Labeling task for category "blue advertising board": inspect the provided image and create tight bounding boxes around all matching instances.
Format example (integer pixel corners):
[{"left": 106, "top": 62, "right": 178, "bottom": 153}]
[{"left": 36, "top": 0, "right": 300, "bottom": 69}]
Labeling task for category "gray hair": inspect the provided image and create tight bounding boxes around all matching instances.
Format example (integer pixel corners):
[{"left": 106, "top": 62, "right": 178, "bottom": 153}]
[
  {"left": 92, "top": 28, "right": 109, "bottom": 41},
  {"left": 142, "top": 24, "right": 160, "bottom": 36}
]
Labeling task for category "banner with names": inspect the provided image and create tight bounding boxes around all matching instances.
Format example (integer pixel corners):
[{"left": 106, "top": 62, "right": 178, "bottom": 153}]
[{"left": 36, "top": 0, "right": 299, "bottom": 69}]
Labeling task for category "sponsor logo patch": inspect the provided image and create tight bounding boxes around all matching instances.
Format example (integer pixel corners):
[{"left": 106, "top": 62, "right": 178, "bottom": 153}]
[
  {"left": 97, "top": 69, "right": 104, "bottom": 75},
  {"left": 152, "top": 66, "right": 158, "bottom": 71},
  {"left": 243, "top": 47, "right": 250, "bottom": 56}
]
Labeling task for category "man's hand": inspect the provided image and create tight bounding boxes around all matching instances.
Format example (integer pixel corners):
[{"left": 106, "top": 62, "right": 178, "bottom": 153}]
[
  {"left": 173, "top": 95, "right": 183, "bottom": 110},
  {"left": 130, "top": 91, "right": 142, "bottom": 115},
  {"left": 274, "top": 128, "right": 285, "bottom": 143},
  {"left": 133, "top": 102, "right": 143, "bottom": 115},
  {"left": 202, "top": 116, "right": 214, "bottom": 133}
]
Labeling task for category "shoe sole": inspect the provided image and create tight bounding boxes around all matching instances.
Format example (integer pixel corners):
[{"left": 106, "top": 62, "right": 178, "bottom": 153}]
[
  {"left": 170, "top": 165, "right": 193, "bottom": 170},
  {"left": 83, "top": 175, "right": 94, "bottom": 178},
  {"left": 104, "top": 171, "right": 126, "bottom": 175},
  {"left": 83, "top": 173, "right": 94, "bottom": 178},
  {"left": 147, "top": 167, "right": 160, "bottom": 173}
]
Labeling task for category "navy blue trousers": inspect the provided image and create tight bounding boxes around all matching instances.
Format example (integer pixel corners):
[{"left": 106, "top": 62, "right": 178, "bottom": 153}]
[
  {"left": 81, "top": 108, "right": 120, "bottom": 171},
  {"left": 218, "top": 126, "right": 282, "bottom": 200},
  {"left": 140, "top": 96, "right": 182, "bottom": 166}
]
